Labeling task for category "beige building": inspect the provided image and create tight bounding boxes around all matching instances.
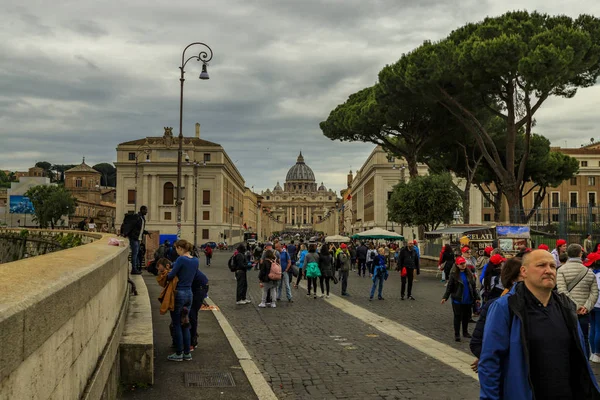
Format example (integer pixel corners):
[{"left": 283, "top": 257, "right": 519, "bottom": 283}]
[
  {"left": 115, "top": 126, "right": 246, "bottom": 245},
  {"left": 349, "top": 146, "right": 483, "bottom": 241},
  {"left": 64, "top": 159, "right": 116, "bottom": 230},
  {"left": 479, "top": 143, "right": 600, "bottom": 223},
  {"left": 260, "top": 152, "right": 340, "bottom": 236},
  {"left": 242, "top": 188, "right": 262, "bottom": 239}
]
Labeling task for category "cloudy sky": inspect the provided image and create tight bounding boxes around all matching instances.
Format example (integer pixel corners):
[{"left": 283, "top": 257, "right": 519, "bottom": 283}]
[{"left": 2, "top": 0, "right": 600, "bottom": 195}]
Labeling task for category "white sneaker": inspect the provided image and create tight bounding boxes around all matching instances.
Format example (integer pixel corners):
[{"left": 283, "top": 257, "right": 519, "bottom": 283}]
[
  {"left": 326, "top": 295, "right": 330, "bottom": 299},
  {"left": 258, "top": 303, "right": 266, "bottom": 308},
  {"left": 320, "top": 294, "right": 325, "bottom": 298},
  {"left": 236, "top": 300, "right": 245, "bottom": 305},
  {"left": 271, "top": 303, "right": 276, "bottom": 308},
  {"left": 592, "top": 354, "right": 600, "bottom": 363},
  {"left": 243, "top": 299, "right": 252, "bottom": 304}
]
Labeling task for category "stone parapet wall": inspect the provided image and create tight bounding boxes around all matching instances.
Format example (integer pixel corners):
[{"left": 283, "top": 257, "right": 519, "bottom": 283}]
[
  {"left": 0, "top": 228, "right": 100, "bottom": 263},
  {"left": 0, "top": 232, "right": 129, "bottom": 400}
]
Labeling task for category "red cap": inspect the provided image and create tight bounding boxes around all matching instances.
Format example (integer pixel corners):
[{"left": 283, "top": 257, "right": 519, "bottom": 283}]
[
  {"left": 340, "top": 243, "right": 347, "bottom": 249},
  {"left": 489, "top": 254, "right": 507, "bottom": 265},
  {"left": 484, "top": 246, "right": 494, "bottom": 256},
  {"left": 538, "top": 244, "right": 549, "bottom": 251},
  {"left": 413, "top": 240, "right": 418, "bottom": 245},
  {"left": 584, "top": 252, "right": 600, "bottom": 267},
  {"left": 455, "top": 256, "right": 466, "bottom": 265},
  {"left": 556, "top": 239, "right": 567, "bottom": 247},
  {"left": 461, "top": 246, "right": 470, "bottom": 253}
]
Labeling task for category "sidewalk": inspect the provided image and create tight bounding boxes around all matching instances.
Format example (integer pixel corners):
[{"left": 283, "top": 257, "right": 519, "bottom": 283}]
[{"left": 121, "top": 273, "right": 258, "bottom": 400}]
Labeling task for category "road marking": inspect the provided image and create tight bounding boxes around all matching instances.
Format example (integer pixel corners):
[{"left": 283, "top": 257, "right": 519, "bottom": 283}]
[
  {"left": 299, "top": 282, "right": 477, "bottom": 379},
  {"left": 206, "top": 297, "right": 278, "bottom": 400}
]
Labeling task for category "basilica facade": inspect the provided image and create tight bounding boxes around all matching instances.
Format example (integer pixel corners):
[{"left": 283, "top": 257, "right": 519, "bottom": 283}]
[{"left": 260, "top": 152, "right": 340, "bottom": 235}]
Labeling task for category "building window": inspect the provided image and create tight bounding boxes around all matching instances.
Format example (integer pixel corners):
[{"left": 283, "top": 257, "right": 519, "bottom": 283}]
[
  {"left": 127, "top": 190, "right": 136, "bottom": 204},
  {"left": 570, "top": 192, "right": 578, "bottom": 207},
  {"left": 570, "top": 214, "right": 578, "bottom": 222},
  {"left": 163, "top": 182, "right": 174, "bottom": 205},
  {"left": 128, "top": 152, "right": 135, "bottom": 161},
  {"left": 590, "top": 192, "right": 597, "bottom": 207},
  {"left": 387, "top": 191, "right": 393, "bottom": 201},
  {"left": 203, "top": 211, "right": 210, "bottom": 220},
  {"left": 589, "top": 177, "right": 596, "bottom": 186},
  {"left": 593, "top": 214, "right": 597, "bottom": 223},
  {"left": 483, "top": 213, "right": 491, "bottom": 222},
  {"left": 387, "top": 156, "right": 395, "bottom": 163},
  {"left": 319, "top": 216, "right": 322, "bottom": 221},
  {"left": 75, "top": 178, "right": 83, "bottom": 188},
  {"left": 202, "top": 190, "right": 210, "bottom": 205},
  {"left": 582, "top": 161, "right": 588, "bottom": 167},
  {"left": 551, "top": 192, "right": 560, "bottom": 208},
  {"left": 203, "top": 153, "right": 211, "bottom": 162},
  {"left": 164, "top": 212, "right": 172, "bottom": 220},
  {"left": 483, "top": 195, "right": 491, "bottom": 208},
  {"left": 202, "top": 229, "right": 209, "bottom": 240},
  {"left": 552, "top": 213, "right": 559, "bottom": 222},
  {"left": 570, "top": 177, "right": 577, "bottom": 185},
  {"left": 266, "top": 196, "right": 270, "bottom": 200}
]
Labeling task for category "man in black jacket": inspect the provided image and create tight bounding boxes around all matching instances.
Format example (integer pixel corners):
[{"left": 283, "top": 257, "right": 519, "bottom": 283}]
[
  {"left": 121, "top": 206, "right": 149, "bottom": 275},
  {"left": 399, "top": 241, "right": 420, "bottom": 300},
  {"left": 355, "top": 242, "right": 368, "bottom": 277},
  {"left": 235, "top": 244, "right": 251, "bottom": 305}
]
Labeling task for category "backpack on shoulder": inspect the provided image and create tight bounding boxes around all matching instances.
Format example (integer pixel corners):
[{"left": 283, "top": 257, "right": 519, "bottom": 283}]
[
  {"left": 228, "top": 255, "right": 237, "bottom": 272},
  {"left": 338, "top": 252, "right": 349, "bottom": 272},
  {"left": 268, "top": 259, "right": 282, "bottom": 281}
]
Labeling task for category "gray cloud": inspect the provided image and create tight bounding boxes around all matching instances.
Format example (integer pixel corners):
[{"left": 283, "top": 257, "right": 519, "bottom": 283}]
[{"left": 1, "top": 0, "right": 600, "bottom": 194}]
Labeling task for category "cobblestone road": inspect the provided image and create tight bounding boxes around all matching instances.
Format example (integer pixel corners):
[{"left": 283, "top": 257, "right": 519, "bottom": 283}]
[{"left": 205, "top": 252, "right": 480, "bottom": 399}]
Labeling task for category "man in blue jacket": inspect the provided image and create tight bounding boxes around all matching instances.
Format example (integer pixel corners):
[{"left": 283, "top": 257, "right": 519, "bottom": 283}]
[{"left": 479, "top": 249, "right": 600, "bottom": 399}]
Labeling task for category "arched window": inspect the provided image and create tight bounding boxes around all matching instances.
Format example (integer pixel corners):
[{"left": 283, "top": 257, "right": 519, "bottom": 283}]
[{"left": 163, "top": 182, "right": 174, "bottom": 205}]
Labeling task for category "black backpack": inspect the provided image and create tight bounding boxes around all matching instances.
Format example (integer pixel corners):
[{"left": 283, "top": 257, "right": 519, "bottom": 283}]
[
  {"left": 121, "top": 213, "right": 138, "bottom": 237},
  {"left": 228, "top": 255, "right": 237, "bottom": 272}
]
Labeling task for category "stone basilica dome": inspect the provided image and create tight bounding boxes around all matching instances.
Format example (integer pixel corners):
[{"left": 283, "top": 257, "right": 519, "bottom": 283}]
[{"left": 285, "top": 152, "right": 315, "bottom": 182}]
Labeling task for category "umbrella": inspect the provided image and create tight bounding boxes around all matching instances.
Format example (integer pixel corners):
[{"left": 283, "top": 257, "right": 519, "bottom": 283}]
[
  {"left": 325, "top": 235, "right": 351, "bottom": 243},
  {"left": 351, "top": 228, "right": 404, "bottom": 240}
]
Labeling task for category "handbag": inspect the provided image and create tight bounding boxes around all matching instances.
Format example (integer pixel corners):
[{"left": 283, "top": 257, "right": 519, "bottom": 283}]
[
  {"left": 401, "top": 267, "right": 408, "bottom": 278},
  {"left": 291, "top": 265, "right": 299, "bottom": 277}
]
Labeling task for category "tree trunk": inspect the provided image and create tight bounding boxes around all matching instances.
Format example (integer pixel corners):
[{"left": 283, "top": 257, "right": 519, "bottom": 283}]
[
  {"left": 505, "top": 188, "right": 524, "bottom": 223},
  {"left": 406, "top": 156, "right": 419, "bottom": 178},
  {"left": 462, "top": 185, "right": 470, "bottom": 224}
]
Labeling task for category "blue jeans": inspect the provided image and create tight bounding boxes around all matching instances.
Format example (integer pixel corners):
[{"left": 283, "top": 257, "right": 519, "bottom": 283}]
[
  {"left": 580, "top": 313, "right": 591, "bottom": 357},
  {"left": 170, "top": 289, "right": 193, "bottom": 354},
  {"left": 591, "top": 309, "right": 600, "bottom": 354},
  {"left": 370, "top": 275, "right": 384, "bottom": 298},
  {"left": 277, "top": 270, "right": 292, "bottom": 300},
  {"left": 129, "top": 238, "right": 140, "bottom": 272}
]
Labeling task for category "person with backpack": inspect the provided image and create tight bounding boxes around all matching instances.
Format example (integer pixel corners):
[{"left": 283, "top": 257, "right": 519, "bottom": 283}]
[
  {"left": 370, "top": 247, "right": 389, "bottom": 300},
  {"left": 318, "top": 244, "right": 334, "bottom": 298},
  {"left": 258, "top": 249, "right": 280, "bottom": 308},
  {"left": 275, "top": 241, "right": 293, "bottom": 302},
  {"left": 294, "top": 244, "right": 308, "bottom": 289},
  {"left": 303, "top": 244, "right": 321, "bottom": 299},
  {"left": 355, "top": 242, "right": 368, "bottom": 277},
  {"left": 337, "top": 243, "right": 351, "bottom": 296},
  {"left": 366, "top": 243, "right": 377, "bottom": 277},
  {"left": 232, "top": 244, "right": 251, "bottom": 305},
  {"left": 120, "top": 206, "right": 150, "bottom": 275},
  {"left": 204, "top": 244, "right": 213, "bottom": 267}
]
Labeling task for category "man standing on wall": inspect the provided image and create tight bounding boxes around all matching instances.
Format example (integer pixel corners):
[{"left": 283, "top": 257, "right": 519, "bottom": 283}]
[{"left": 121, "top": 206, "right": 149, "bottom": 275}]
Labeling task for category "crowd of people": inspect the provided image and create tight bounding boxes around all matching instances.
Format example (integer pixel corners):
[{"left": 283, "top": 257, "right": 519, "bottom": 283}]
[
  {"left": 228, "top": 238, "right": 420, "bottom": 306},
  {"left": 122, "top": 205, "right": 600, "bottom": 397}
]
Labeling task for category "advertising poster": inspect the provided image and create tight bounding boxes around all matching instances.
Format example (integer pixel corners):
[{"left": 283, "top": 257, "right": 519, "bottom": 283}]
[
  {"left": 496, "top": 225, "right": 530, "bottom": 238},
  {"left": 9, "top": 195, "right": 35, "bottom": 214}
]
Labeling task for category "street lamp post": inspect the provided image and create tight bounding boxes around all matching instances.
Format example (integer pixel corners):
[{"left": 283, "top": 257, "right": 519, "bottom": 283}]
[
  {"left": 134, "top": 149, "right": 151, "bottom": 211},
  {"left": 176, "top": 42, "right": 213, "bottom": 239},
  {"left": 188, "top": 159, "right": 206, "bottom": 249}
]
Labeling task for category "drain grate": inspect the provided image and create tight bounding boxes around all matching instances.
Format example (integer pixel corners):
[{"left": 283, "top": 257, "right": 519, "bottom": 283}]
[{"left": 184, "top": 372, "right": 236, "bottom": 388}]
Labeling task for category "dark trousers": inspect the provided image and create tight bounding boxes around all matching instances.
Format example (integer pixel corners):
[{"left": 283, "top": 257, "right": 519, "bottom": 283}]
[
  {"left": 444, "top": 263, "right": 453, "bottom": 282},
  {"left": 452, "top": 303, "right": 472, "bottom": 336},
  {"left": 358, "top": 259, "right": 367, "bottom": 276},
  {"left": 340, "top": 270, "right": 349, "bottom": 294},
  {"left": 579, "top": 314, "right": 591, "bottom": 357},
  {"left": 319, "top": 276, "right": 330, "bottom": 295},
  {"left": 307, "top": 277, "right": 318, "bottom": 294},
  {"left": 401, "top": 270, "right": 414, "bottom": 297},
  {"left": 190, "top": 286, "right": 208, "bottom": 347},
  {"left": 235, "top": 270, "right": 247, "bottom": 302},
  {"left": 296, "top": 269, "right": 303, "bottom": 286},
  {"left": 366, "top": 261, "right": 374, "bottom": 275}
]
